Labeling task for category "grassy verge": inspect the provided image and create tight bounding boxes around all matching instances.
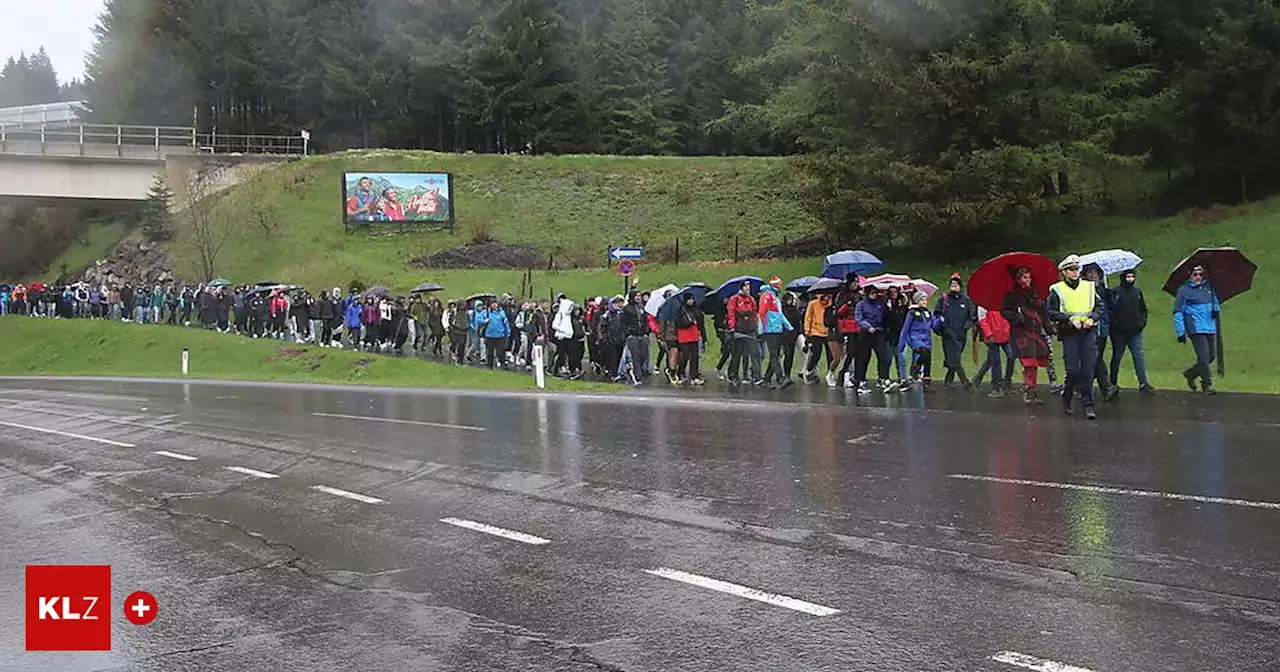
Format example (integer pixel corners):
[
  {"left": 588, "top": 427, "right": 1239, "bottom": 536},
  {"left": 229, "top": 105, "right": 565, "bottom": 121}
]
[{"left": 0, "top": 318, "right": 611, "bottom": 392}]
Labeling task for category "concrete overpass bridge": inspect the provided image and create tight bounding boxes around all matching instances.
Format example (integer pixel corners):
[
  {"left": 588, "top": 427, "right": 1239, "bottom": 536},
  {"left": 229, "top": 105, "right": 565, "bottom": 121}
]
[{"left": 0, "top": 118, "right": 307, "bottom": 209}]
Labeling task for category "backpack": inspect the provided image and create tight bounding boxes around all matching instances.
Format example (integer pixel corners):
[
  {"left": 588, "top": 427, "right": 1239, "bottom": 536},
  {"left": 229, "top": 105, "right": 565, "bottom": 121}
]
[
  {"left": 822, "top": 303, "right": 838, "bottom": 330},
  {"left": 734, "top": 310, "right": 758, "bottom": 335}
]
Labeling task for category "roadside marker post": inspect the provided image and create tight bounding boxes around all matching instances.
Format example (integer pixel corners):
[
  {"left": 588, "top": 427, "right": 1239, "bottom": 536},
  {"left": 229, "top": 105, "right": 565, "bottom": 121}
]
[
  {"left": 532, "top": 343, "right": 546, "bottom": 389},
  {"left": 181, "top": 348, "right": 189, "bottom": 375}
]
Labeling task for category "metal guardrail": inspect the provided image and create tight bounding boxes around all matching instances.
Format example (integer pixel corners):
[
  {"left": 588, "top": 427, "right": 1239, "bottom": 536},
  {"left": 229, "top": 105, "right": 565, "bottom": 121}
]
[{"left": 0, "top": 123, "right": 308, "bottom": 158}]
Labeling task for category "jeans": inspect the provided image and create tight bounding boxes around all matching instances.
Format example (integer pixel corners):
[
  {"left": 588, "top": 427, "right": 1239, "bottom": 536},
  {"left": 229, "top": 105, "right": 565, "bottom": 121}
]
[
  {"left": 1187, "top": 333, "right": 1216, "bottom": 388},
  {"left": 1093, "top": 335, "right": 1113, "bottom": 392},
  {"left": 1060, "top": 331, "right": 1098, "bottom": 409},
  {"left": 1109, "top": 331, "right": 1150, "bottom": 387},
  {"left": 974, "top": 343, "right": 1014, "bottom": 388}
]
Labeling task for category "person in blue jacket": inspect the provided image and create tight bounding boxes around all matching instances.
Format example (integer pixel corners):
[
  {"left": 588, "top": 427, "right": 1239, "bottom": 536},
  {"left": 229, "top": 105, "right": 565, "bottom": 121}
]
[
  {"left": 467, "top": 300, "right": 487, "bottom": 363},
  {"left": 480, "top": 299, "right": 511, "bottom": 369},
  {"left": 898, "top": 292, "right": 934, "bottom": 389},
  {"left": 1173, "top": 265, "right": 1221, "bottom": 395},
  {"left": 758, "top": 278, "right": 794, "bottom": 388},
  {"left": 854, "top": 284, "right": 897, "bottom": 393},
  {"left": 344, "top": 293, "right": 364, "bottom": 349}
]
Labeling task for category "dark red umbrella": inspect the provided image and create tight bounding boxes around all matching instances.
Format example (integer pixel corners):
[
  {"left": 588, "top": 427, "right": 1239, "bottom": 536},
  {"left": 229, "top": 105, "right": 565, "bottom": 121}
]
[
  {"left": 967, "top": 252, "right": 1059, "bottom": 310},
  {"left": 1161, "top": 247, "right": 1256, "bottom": 303}
]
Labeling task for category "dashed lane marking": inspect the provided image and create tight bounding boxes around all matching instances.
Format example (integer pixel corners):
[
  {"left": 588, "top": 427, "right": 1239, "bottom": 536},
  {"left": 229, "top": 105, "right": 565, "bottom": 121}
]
[
  {"left": 949, "top": 474, "right": 1280, "bottom": 510},
  {"left": 0, "top": 420, "right": 136, "bottom": 447},
  {"left": 310, "top": 412, "right": 486, "bottom": 432},
  {"left": 642, "top": 567, "right": 840, "bottom": 616},
  {"left": 311, "top": 485, "right": 385, "bottom": 504},
  {"left": 439, "top": 517, "right": 551, "bottom": 545},
  {"left": 224, "top": 466, "right": 280, "bottom": 479},
  {"left": 152, "top": 450, "right": 198, "bottom": 461},
  {"left": 991, "top": 651, "right": 1097, "bottom": 672}
]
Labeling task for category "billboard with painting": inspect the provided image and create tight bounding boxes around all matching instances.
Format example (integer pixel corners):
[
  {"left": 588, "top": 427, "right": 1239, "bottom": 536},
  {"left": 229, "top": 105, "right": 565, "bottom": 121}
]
[{"left": 342, "top": 172, "right": 455, "bottom": 228}]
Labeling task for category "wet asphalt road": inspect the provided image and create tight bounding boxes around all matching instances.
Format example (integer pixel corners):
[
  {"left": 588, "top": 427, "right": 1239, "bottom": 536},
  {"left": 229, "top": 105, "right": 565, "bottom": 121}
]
[{"left": 2, "top": 377, "right": 1279, "bottom": 671}]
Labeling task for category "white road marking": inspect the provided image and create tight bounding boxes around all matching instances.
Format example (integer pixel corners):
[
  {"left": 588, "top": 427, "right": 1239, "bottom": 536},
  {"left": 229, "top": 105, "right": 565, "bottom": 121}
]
[
  {"left": 311, "top": 485, "right": 384, "bottom": 504},
  {"left": 642, "top": 567, "right": 841, "bottom": 616},
  {"left": 311, "top": 412, "right": 485, "bottom": 432},
  {"left": 152, "top": 450, "right": 198, "bottom": 461},
  {"left": 439, "top": 517, "right": 551, "bottom": 545},
  {"left": 0, "top": 419, "right": 136, "bottom": 447},
  {"left": 224, "top": 466, "right": 280, "bottom": 479},
  {"left": 949, "top": 474, "right": 1280, "bottom": 511},
  {"left": 991, "top": 651, "right": 1097, "bottom": 672}
]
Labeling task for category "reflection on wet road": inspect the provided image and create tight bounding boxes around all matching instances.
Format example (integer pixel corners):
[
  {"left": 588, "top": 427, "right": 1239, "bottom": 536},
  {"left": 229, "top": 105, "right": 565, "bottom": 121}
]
[{"left": 2, "top": 377, "right": 1279, "bottom": 671}]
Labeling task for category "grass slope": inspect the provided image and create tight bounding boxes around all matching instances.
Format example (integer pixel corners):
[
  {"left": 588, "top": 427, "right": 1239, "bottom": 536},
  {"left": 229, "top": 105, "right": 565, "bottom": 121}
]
[
  {"left": 36, "top": 220, "right": 132, "bottom": 281},
  {"left": 165, "top": 151, "right": 818, "bottom": 291},
  {"left": 0, "top": 318, "right": 607, "bottom": 392}
]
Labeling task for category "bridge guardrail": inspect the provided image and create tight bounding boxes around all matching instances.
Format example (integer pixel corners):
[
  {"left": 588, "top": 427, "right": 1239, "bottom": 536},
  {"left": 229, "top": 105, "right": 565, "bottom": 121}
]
[{"left": 0, "top": 123, "right": 308, "bottom": 158}]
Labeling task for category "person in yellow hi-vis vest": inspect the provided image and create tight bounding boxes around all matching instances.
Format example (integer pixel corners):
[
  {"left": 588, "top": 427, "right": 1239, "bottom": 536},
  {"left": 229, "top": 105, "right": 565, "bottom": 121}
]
[{"left": 1046, "top": 254, "right": 1103, "bottom": 420}]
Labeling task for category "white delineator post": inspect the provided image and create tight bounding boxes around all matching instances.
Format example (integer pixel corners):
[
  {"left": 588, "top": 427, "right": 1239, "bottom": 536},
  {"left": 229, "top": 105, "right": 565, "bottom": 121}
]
[
  {"left": 532, "top": 342, "right": 546, "bottom": 389},
  {"left": 181, "top": 348, "right": 189, "bottom": 375}
]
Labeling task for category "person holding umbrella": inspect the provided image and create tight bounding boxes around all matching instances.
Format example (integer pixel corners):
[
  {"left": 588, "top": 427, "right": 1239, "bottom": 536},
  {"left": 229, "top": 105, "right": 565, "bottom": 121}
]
[
  {"left": 935, "top": 273, "right": 977, "bottom": 389},
  {"left": 1046, "top": 254, "right": 1101, "bottom": 419},
  {"left": 1002, "top": 266, "right": 1053, "bottom": 405},
  {"left": 758, "top": 277, "right": 795, "bottom": 388},
  {"left": 1173, "top": 265, "right": 1222, "bottom": 395},
  {"left": 674, "top": 292, "right": 707, "bottom": 385},
  {"left": 725, "top": 281, "right": 760, "bottom": 386},
  {"left": 801, "top": 290, "right": 838, "bottom": 386}
]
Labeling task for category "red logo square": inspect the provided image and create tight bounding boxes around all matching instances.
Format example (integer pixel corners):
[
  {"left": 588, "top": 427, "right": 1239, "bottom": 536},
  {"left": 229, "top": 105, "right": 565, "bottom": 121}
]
[{"left": 25, "top": 565, "right": 112, "bottom": 651}]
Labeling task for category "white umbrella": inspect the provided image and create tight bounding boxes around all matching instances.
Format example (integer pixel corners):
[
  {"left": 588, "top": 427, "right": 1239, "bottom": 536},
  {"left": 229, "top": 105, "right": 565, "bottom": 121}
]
[
  {"left": 644, "top": 284, "right": 681, "bottom": 317},
  {"left": 1079, "top": 249, "right": 1142, "bottom": 275}
]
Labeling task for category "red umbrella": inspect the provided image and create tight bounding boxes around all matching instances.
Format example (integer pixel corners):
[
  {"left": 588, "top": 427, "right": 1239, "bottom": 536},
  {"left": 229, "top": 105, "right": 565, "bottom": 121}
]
[
  {"left": 1161, "top": 247, "right": 1256, "bottom": 303},
  {"left": 967, "top": 252, "right": 1059, "bottom": 310}
]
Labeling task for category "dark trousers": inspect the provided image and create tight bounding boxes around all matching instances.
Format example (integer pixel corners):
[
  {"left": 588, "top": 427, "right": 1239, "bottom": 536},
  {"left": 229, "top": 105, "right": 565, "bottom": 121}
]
[
  {"left": 348, "top": 325, "right": 361, "bottom": 348},
  {"left": 1187, "top": 333, "right": 1216, "bottom": 388},
  {"left": 601, "top": 342, "right": 621, "bottom": 377},
  {"left": 729, "top": 335, "right": 757, "bottom": 382},
  {"left": 910, "top": 347, "right": 932, "bottom": 381},
  {"left": 854, "top": 331, "right": 891, "bottom": 383},
  {"left": 716, "top": 330, "right": 732, "bottom": 370},
  {"left": 320, "top": 321, "right": 333, "bottom": 344},
  {"left": 838, "top": 333, "right": 858, "bottom": 380},
  {"left": 1060, "top": 331, "right": 1098, "bottom": 409},
  {"left": 1093, "top": 335, "right": 1112, "bottom": 392},
  {"left": 485, "top": 336, "right": 508, "bottom": 369},
  {"left": 781, "top": 339, "right": 797, "bottom": 378},
  {"left": 763, "top": 333, "right": 787, "bottom": 383},
  {"left": 803, "top": 335, "right": 827, "bottom": 373},
  {"left": 678, "top": 342, "right": 701, "bottom": 380},
  {"left": 564, "top": 340, "right": 585, "bottom": 373},
  {"left": 450, "top": 331, "right": 467, "bottom": 361}
]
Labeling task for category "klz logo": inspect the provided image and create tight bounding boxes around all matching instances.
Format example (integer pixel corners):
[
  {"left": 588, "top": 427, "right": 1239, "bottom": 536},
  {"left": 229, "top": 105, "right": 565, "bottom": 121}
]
[{"left": 26, "top": 565, "right": 111, "bottom": 651}]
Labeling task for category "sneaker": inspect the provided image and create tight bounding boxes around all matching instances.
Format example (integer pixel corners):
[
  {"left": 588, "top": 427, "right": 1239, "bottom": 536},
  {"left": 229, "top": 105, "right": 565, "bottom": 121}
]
[
  {"left": 1063, "top": 397, "right": 1074, "bottom": 415},
  {"left": 988, "top": 388, "right": 1004, "bottom": 399},
  {"left": 844, "top": 374, "right": 857, "bottom": 389},
  {"left": 666, "top": 370, "right": 680, "bottom": 385},
  {"left": 691, "top": 378, "right": 706, "bottom": 386},
  {"left": 1139, "top": 384, "right": 1156, "bottom": 395},
  {"left": 753, "top": 379, "right": 768, "bottom": 386},
  {"left": 1085, "top": 407, "right": 1098, "bottom": 421},
  {"left": 1049, "top": 383, "right": 1064, "bottom": 394},
  {"left": 1184, "top": 372, "right": 1198, "bottom": 391},
  {"left": 781, "top": 378, "right": 795, "bottom": 388},
  {"left": 1023, "top": 390, "right": 1035, "bottom": 405},
  {"left": 1203, "top": 385, "right": 1218, "bottom": 396},
  {"left": 826, "top": 372, "right": 837, "bottom": 388},
  {"left": 883, "top": 381, "right": 900, "bottom": 393},
  {"left": 857, "top": 382, "right": 872, "bottom": 395}
]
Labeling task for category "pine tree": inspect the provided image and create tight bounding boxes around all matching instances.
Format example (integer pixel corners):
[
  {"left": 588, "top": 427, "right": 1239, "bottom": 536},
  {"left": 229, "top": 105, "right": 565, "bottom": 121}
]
[{"left": 140, "top": 175, "right": 175, "bottom": 242}]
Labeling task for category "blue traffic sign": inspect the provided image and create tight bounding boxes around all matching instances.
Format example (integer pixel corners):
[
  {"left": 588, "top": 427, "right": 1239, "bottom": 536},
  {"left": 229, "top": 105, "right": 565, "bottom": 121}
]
[{"left": 609, "top": 247, "right": 644, "bottom": 260}]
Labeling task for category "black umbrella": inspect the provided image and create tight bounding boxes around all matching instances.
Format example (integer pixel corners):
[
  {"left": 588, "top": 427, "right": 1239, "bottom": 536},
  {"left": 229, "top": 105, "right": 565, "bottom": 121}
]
[
  {"left": 1162, "top": 247, "right": 1257, "bottom": 377},
  {"left": 411, "top": 282, "right": 445, "bottom": 293},
  {"left": 255, "top": 280, "right": 281, "bottom": 287},
  {"left": 465, "top": 293, "right": 497, "bottom": 304},
  {"left": 363, "top": 285, "right": 391, "bottom": 298}
]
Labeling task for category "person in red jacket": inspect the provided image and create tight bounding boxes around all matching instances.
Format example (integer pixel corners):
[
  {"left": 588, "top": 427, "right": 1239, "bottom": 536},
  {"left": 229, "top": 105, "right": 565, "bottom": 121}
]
[
  {"left": 833, "top": 278, "right": 863, "bottom": 388},
  {"left": 973, "top": 306, "right": 1014, "bottom": 397},
  {"left": 725, "top": 282, "right": 759, "bottom": 385}
]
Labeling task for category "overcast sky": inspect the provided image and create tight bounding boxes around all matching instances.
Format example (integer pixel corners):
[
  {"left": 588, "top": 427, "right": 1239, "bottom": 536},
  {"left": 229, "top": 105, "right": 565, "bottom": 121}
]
[{"left": 4, "top": 0, "right": 105, "bottom": 84}]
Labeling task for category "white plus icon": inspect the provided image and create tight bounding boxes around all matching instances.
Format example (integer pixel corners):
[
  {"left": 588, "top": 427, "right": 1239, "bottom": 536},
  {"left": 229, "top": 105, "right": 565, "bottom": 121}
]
[{"left": 131, "top": 598, "right": 151, "bottom": 619}]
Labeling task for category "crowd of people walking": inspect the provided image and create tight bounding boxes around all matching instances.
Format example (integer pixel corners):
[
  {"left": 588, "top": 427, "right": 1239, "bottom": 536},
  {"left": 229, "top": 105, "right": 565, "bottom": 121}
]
[{"left": 1, "top": 245, "right": 1239, "bottom": 422}]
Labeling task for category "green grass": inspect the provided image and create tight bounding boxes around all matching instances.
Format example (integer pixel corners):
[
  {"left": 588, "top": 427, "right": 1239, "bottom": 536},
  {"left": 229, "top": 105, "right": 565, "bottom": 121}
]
[
  {"left": 0, "top": 318, "right": 610, "bottom": 392},
  {"left": 38, "top": 220, "right": 132, "bottom": 281},
  {"left": 166, "top": 150, "right": 819, "bottom": 291}
]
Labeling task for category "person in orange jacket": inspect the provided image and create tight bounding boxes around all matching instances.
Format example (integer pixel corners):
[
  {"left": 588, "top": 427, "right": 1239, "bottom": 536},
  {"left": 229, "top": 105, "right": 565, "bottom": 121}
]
[
  {"left": 973, "top": 306, "right": 1015, "bottom": 397},
  {"left": 800, "top": 292, "right": 840, "bottom": 386}
]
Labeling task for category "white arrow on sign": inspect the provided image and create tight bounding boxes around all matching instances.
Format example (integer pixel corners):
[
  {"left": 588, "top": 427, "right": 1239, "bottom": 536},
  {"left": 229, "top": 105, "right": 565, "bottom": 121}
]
[{"left": 609, "top": 247, "right": 644, "bottom": 260}]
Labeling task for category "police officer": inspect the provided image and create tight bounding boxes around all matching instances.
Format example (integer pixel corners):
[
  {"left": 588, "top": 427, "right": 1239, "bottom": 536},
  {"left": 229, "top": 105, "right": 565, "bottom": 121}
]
[{"left": 1046, "top": 254, "right": 1101, "bottom": 420}]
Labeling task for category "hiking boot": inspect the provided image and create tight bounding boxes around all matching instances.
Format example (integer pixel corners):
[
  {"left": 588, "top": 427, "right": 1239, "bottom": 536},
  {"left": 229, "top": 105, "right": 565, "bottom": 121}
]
[
  {"left": 1203, "top": 385, "right": 1218, "bottom": 396},
  {"left": 1184, "top": 371, "right": 1198, "bottom": 391},
  {"left": 1085, "top": 407, "right": 1098, "bottom": 421},
  {"left": 1104, "top": 386, "right": 1120, "bottom": 402}
]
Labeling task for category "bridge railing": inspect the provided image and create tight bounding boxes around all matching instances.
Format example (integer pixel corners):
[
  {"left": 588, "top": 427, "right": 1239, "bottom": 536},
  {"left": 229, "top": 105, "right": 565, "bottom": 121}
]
[{"left": 0, "top": 123, "right": 308, "bottom": 158}]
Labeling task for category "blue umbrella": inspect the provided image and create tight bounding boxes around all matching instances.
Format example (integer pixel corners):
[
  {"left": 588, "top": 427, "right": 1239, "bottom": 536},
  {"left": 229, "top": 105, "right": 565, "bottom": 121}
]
[
  {"left": 821, "top": 250, "right": 884, "bottom": 280},
  {"left": 657, "top": 285, "right": 710, "bottom": 321},
  {"left": 786, "top": 276, "right": 821, "bottom": 293},
  {"left": 714, "top": 276, "right": 763, "bottom": 301}
]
